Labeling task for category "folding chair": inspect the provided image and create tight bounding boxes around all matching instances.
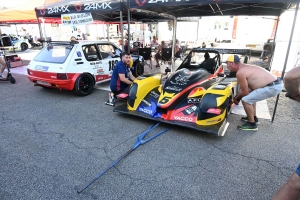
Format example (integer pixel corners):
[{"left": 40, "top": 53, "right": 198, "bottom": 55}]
[
  {"left": 161, "top": 48, "right": 172, "bottom": 65},
  {"left": 138, "top": 47, "right": 152, "bottom": 69}
]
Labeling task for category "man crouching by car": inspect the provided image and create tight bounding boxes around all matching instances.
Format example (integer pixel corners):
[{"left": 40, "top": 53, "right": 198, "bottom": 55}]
[
  {"left": 107, "top": 52, "right": 135, "bottom": 106},
  {"left": 226, "top": 54, "right": 283, "bottom": 131}
]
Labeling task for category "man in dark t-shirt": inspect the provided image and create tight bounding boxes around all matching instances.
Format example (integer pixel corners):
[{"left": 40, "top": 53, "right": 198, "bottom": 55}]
[{"left": 110, "top": 52, "right": 135, "bottom": 96}]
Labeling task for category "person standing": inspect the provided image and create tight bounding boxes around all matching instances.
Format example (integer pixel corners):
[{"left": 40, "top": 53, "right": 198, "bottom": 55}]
[
  {"left": 226, "top": 54, "right": 283, "bottom": 131},
  {"left": 272, "top": 66, "right": 300, "bottom": 200},
  {"left": 0, "top": 57, "right": 7, "bottom": 79}
]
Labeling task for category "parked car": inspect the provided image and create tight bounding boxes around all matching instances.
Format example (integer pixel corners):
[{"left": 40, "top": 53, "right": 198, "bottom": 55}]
[
  {"left": 27, "top": 40, "right": 145, "bottom": 96},
  {"left": 0, "top": 34, "right": 31, "bottom": 51}
]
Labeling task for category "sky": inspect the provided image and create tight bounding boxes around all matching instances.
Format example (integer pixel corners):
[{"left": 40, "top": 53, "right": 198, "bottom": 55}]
[{"left": 0, "top": 0, "right": 32, "bottom": 10}]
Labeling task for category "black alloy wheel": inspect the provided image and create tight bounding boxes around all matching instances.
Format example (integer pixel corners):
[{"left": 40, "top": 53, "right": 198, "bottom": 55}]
[
  {"left": 21, "top": 43, "right": 28, "bottom": 51},
  {"left": 73, "top": 74, "right": 94, "bottom": 96}
]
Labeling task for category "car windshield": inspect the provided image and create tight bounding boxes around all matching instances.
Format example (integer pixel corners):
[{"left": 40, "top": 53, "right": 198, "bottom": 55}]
[
  {"left": 189, "top": 52, "right": 218, "bottom": 65},
  {"left": 33, "top": 44, "right": 73, "bottom": 64}
]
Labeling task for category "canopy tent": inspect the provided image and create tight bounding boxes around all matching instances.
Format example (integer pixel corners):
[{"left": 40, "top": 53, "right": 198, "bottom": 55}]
[
  {"left": 0, "top": 0, "right": 61, "bottom": 23},
  {"left": 35, "top": 0, "right": 173, "bottom": 22},
  {"left": 35, "top": 0, "right": 297, "bottom": 19},
  {"left": 34, "top": 0, "right": 300, "bottom": 121},
  {"left": 129, "top": 0, "right": 295, "bottom": 17}
]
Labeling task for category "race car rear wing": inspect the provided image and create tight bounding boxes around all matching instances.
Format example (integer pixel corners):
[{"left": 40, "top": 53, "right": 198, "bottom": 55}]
[{"left": 196, "top": 47, "right": 251, "bottom": 63}]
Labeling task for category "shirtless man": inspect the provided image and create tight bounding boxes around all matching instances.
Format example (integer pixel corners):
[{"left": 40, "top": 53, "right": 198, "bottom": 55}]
[
  {"left": 272, "top": 66, "right": 300, "bottom": 200},
  {"left": 226, "top": 54, "right": 283, "bottom": 131}
]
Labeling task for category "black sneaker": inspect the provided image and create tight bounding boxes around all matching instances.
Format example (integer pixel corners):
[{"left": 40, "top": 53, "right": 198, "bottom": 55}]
[
  {"left": 241, "top": 116, "right": 259, "bottom": 124},
  {"left": 237, "top": 122, "right": 258, "bottom": 131}
]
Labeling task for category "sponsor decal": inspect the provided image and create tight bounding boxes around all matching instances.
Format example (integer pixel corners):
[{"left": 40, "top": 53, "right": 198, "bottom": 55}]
[
  {"left": 84, "top": 3, "right": 112, "bottom": 10},
  {"left": 48, "top": 6, "right": 70, "bottom": 14},
  {"left": 174, "top": 116, "right": 193, "bottom": 122},
  {"left": 149, "top": 0, "right": 190, "bottom": 3},
  {"left": 90, "top": 62, "right": 95, "bottom": 65},
  {"left": 34, "top": 65, "right": 49, "bottom": 71},
  {"left": 136, "top": 0, "right": 146, "bottom": 6},
  {"left": 206, "top": 119, "right": 221, "bottom": 124},
  {"left": 185, "top": 105, "right": 197, "bottom": 115},
  {"left": 138, "top": 107, "right": 153, "bottom": 115},
  {"left": 40, "top": 8, "right": 46, "bottom": 15},
  {"left": 76, "top": 51, "right": 82, "bottom": 57},
  {"left": 187, "top": 98, "right": 201, "bottom": 104},
  {"left": 150, "top": 91, "right": 160, "bottom": 98},
  {"left": 51, "top": 76, "right": 57, "bottom": 79},
  {"left": 165, "top": 86, "right": 182, "bottom": 92},
  {"left": 97, "top": 68, "right": 104, "bottom": 74},
  {"left": 170, "top": 74, "right": 189, "bottom": 85},
  {"left": 74, "top": 3, "right": 82, "bottom": 12},
  {"left": 142, "top": 99, "right": 151, "bottom": 106}
]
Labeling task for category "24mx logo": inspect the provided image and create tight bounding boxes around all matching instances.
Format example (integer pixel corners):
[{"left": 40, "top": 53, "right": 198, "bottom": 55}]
[
  {"left": 48, "top": 6, "right": 70, "bottom": 14},
  {"left": 84, "top": 2, "right": 112, "bottom": 10}
]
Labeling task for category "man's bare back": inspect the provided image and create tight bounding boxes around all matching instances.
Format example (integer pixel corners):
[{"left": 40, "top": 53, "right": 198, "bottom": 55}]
[{"left": 237, "top": 64, "right": 276, "bottom": 90}]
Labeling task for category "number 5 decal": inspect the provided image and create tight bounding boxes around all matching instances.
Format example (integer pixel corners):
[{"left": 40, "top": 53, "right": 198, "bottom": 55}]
[{"left": 159, "top": 96, "right": 171, "bottom": 104}]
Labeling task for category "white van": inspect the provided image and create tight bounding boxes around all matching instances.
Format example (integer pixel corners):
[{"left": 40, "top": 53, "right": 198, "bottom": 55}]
[{"left": 27, "top": 41, "right": 144, "bottom": 96}]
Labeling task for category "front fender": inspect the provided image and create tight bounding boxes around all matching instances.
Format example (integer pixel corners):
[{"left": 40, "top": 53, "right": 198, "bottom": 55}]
[
  {"left": 196, "top": 82, "right": 233, "bottom": 126},
  {"left": 127, "top": 74, "right": 161, "bottom": 110}
]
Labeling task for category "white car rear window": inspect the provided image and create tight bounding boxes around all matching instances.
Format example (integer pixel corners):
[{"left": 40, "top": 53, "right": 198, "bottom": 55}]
[{"left": 34, "top": 44, "right": 73, "bottom": 64}]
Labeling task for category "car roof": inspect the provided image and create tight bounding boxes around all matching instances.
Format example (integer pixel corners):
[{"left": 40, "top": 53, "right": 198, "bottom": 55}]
[{"left": 47, "top": 40, "right": 117, "bottom": 46}]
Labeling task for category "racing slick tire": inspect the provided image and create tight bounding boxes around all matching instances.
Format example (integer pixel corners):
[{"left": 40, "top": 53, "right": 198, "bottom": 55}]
[
  {"left": 73, "top": 73, "right": 95, "bottom": 96},
  {"left": 132, "top": 61, "right": 144, "bottom": 77},
  {"left": 21, "top": 43, "right": 28, "bottom": 51}
]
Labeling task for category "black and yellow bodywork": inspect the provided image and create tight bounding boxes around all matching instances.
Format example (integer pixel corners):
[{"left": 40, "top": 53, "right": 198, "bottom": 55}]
[{"left": 114, "top": 49, "right": 237, "bottom": 136}]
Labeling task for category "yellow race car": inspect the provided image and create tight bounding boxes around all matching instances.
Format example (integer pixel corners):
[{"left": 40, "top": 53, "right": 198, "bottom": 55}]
[{"left": 114, "top": 49, "right": 237, "bottom": 136}]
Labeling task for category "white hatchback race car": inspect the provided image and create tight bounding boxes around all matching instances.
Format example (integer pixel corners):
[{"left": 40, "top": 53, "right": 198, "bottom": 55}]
[{"left": 27, "top": 41, "right": 144, "bottom": 96}]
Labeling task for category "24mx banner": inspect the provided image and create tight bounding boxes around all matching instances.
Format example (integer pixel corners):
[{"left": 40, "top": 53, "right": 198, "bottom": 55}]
[{"left": 61, "top": 13, "right": 93, "bottom": 26}]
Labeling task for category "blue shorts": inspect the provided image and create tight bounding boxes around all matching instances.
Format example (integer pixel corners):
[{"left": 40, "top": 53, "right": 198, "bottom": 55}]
[
  {"left": 242, "top": 83, "right": 283, "bottom": 105},
  {"left": 296, "top": 163, "right": 300, "bottom": 177}
]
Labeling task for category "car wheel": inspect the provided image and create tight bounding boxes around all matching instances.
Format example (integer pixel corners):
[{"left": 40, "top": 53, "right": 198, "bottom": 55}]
[
  {"left": 73, "top": 74, "right": 94, "bottom": 96},
  {"left": 21, "top": 43, "right": 28, "bottom": 51},
  {"left": 132, "top": 61, "right": 144, "bottom": 77}
]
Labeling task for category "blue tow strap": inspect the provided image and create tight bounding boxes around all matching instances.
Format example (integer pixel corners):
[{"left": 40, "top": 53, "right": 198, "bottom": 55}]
[{"left": 77, "top": 122, "right": 170, "bottom": 194}]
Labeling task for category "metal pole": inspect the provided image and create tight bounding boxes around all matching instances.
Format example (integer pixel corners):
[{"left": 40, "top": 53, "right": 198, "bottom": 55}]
[
  {"left": 171, "top": 18, "right": 177, "bottom": 72},
  {"left": 120, "top": 11, "right": 124, "bottom": 51},
  {"left": 271, "top": 2, "right": 299, "bottom": 122},
  {"left": 107, "top": 23, "right": 110, "bottom": 42},
  {"left": 127, "top": 0, "right": 131, "bottom": 53},
  {"left": 197, "top": 18, "right": 199, "bottom": 40},
  {"left": 269, "top": 16, "right": 280, "bottom": 68}
]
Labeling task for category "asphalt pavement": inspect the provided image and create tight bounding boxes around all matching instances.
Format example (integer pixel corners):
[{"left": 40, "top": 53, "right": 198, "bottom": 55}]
[{"left": 0, "top": 55, "right": 299, "bottom": 199}]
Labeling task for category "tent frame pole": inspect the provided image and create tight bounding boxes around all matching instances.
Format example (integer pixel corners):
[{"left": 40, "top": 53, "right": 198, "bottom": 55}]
[
  {"left": 36, "top": 16, "right": 43, "bottom": 47},
  {"left": 268, "top": 16, "right": 280, "bottom": 69},
  {"left": 120, "top": 11, "right": 124, "bottom": 51},
  {"left": 271, "top": 2, "right": 299, "bottom": 122},
  {"left": 171, "top": 17, "right": 177, "bottom": 72},
  {"left": 107, "top": 23, "right": 110, "bottom": 42},
  {"left": 127, "top": 0, "right": 131, "bottom": 53}
]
